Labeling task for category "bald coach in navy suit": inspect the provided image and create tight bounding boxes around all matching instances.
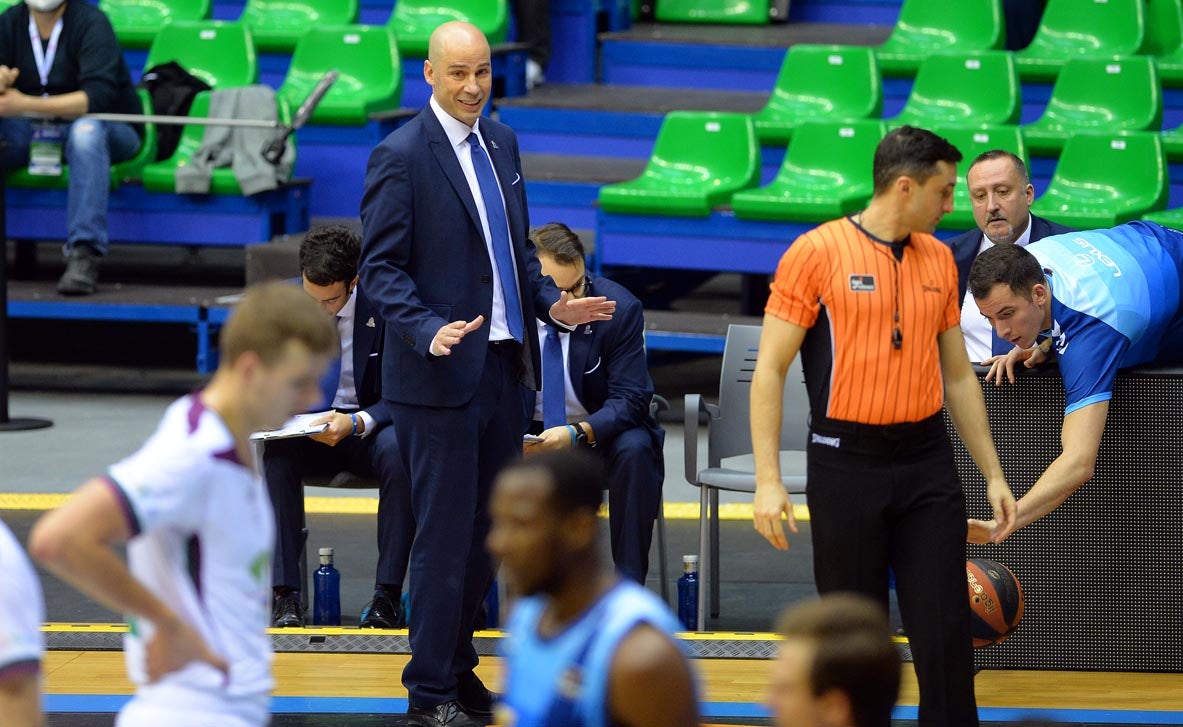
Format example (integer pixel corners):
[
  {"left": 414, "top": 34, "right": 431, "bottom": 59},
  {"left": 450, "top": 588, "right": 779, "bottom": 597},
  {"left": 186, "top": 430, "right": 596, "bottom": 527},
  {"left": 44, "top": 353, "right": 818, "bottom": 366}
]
[{"left": 358, "top": 22, "right": 615, "bottom": 727}]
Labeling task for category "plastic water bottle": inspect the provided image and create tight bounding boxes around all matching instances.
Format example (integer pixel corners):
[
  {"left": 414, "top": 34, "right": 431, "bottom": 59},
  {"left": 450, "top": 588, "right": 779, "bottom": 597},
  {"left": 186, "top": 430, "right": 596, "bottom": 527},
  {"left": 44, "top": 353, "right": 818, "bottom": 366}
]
[
  {"left": 677, "top": 555, "right": 699, "bottom": 631},
  {"left": 313, "top": 547, "right": 341, "bottom": 626}
]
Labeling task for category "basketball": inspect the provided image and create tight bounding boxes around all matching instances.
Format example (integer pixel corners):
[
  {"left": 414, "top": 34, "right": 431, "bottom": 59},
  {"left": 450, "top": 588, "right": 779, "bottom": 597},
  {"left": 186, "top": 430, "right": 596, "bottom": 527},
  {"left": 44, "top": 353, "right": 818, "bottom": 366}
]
[{"left": 967, "top": 558, "right": 1025, "bottom": 647}]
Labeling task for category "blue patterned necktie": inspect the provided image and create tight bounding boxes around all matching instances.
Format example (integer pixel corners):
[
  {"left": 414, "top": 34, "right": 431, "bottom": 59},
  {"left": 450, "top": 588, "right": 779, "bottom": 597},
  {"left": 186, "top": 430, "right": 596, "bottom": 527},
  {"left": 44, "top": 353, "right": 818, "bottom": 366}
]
[
  {"left": 467, "top": 132, "right": 523, "bottom": 342},
  {"left": 542, "top": 326, "right": 567, "bottom": 429}
]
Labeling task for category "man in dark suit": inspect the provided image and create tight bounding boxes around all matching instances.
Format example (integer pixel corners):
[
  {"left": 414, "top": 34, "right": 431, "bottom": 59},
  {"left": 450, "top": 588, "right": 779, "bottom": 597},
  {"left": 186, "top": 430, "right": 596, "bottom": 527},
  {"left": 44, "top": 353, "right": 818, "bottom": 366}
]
[
  {"left": 945, "top": 150, "right": 1072, "bottom": 363},
  {"left": 358, "top": 22, "right": 615, "bottom": 727},
  {"left": 523, "top": 223, "right": 664, "bottom": 584},
  {"left": 264, "top": 225, "right": 411, "bottom": 631}
]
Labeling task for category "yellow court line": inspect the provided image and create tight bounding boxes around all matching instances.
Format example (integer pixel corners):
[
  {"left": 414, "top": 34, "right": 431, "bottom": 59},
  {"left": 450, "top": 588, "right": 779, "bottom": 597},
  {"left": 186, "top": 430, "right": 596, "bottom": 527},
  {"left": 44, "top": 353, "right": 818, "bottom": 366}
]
[
  {"left": 44, "top": 623, "right": 893, "bottom": 647},
  {"left": 44, "top": 623, "right": 129, "bottom": 633},
  {"left": 4, "top": 493, "right": 810, "bottom": 522},
  {"left": 0, "top": 493, "right": 72, "bottom": 510}
]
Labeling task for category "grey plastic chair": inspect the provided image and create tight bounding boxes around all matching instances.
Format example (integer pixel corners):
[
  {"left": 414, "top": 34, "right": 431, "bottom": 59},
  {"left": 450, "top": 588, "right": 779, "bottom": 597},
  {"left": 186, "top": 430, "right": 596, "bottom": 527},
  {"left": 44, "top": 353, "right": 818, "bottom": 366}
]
[{"left": 683, "top": 324, "right": 809, "bottom": 631}]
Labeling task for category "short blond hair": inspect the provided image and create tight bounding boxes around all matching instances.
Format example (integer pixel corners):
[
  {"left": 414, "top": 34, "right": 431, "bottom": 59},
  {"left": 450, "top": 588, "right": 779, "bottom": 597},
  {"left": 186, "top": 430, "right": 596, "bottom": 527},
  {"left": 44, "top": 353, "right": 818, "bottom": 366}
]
[{"left": 219, "top": 282, "right": 337, "bottom": 366}]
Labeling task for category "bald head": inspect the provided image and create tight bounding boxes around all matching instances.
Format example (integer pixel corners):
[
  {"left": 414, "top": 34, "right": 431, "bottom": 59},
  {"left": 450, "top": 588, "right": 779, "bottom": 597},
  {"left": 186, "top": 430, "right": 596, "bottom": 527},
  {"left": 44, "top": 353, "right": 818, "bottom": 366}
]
[
  {"left": 428, "top": 21, "right": 490, "bottom": 66},
  {"left": 424, "top": 21, "right": 492, "bottom": 127}
]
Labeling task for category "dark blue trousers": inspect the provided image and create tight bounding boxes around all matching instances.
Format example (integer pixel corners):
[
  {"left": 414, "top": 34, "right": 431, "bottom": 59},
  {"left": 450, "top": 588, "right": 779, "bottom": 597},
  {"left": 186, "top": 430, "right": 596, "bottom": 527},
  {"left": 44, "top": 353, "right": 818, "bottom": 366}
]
[
  {"left": 392, "top": 341, "right": 524, "bottom": 708},
  {"left": 603, "top": 426, "right": 664, "bottom": 584},
  {"left": 263, "top": 425, "right": 411, "bottom": 592}
]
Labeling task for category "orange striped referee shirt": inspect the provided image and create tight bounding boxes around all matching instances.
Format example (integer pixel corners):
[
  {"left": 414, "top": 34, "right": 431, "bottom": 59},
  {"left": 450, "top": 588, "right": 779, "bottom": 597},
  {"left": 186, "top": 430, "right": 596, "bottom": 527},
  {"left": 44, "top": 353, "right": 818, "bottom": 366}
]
[{"left": 766, "top": 217, "right": 961, "bottom": 425}]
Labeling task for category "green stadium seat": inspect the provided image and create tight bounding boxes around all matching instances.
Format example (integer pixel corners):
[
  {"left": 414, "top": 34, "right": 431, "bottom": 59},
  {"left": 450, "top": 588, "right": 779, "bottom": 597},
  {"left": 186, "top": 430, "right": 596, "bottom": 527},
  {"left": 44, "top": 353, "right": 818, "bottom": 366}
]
[
  {"left": 655, "top": 0, "right": 769, "bottom": 25},
  {"left": 239, "top": 0, "right": 359, "bottom": 53},
  {"left": 278, "top": 25, "right": 401, "bottom": 126},
  {"left": 5, "top": 89, "right": 159, "bottom": 190},
  {"left": 99, "top": 0, "right": 211, "bottom": 49},
  {"left": 598, "top": 112, "right": 759, "bottom": 217},
  {"left": 1014, "top": 0, "right": 1144, "bottom": 82},
  {"left": 731, "top": 120, "right": 886, "bottom": 222},
  {"left": 387, "top": 0, "right": 508, "bottom": 58},
  {"left": 874, "top": 0, "right": 1004, "bottom": 77},
  {"left": 1140, "top": 0, "right": 1183, "bottom": 87},
  {"left": 886, "top": 51, "right": 1020, "bottom": 129},
  {"left": 1030, "top": 132, "right": 1167, "bottom": 228},
  {"left": 1141, "top": 207, "right": 1183, "bottom": 229},
  {"left": 144, "top": 21, "right": 258, "bottom": 89},
  {"left": 932, "top": 125, "right": 1027, "bottom": 230},
  {"left": 752, "top": 45, "right": 881, "bottom": 146},
  {"left": 1022, "top": 56, "right": 1161, "bottom": 156},
  {"left": 141, "top": 90, "right": 292, "bottom": 195}
]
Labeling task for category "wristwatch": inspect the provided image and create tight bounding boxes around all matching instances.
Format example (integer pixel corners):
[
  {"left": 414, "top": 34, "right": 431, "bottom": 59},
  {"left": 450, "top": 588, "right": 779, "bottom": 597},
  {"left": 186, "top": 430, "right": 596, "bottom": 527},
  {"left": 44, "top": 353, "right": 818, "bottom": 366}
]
[{"left": 574, "top": 422, "right": 594, "bottom": 448}]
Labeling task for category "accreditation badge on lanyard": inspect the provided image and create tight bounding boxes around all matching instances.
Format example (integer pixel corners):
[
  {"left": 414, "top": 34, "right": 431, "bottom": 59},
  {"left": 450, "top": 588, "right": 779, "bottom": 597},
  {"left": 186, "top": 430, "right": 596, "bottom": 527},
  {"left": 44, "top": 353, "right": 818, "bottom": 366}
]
[{"left": 27, "top": 16, "right": 65, "bottom": 177}]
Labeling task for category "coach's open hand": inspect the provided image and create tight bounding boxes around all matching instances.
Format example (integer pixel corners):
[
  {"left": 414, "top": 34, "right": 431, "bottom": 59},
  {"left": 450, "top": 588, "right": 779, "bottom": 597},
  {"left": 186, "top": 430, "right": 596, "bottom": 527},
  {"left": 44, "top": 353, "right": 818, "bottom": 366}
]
[
  {"left": 431, "top": 315, "right": 485, "bottom": 356},
  {"left": 550, "top": 291, "right": 615, "bottom": 327}
]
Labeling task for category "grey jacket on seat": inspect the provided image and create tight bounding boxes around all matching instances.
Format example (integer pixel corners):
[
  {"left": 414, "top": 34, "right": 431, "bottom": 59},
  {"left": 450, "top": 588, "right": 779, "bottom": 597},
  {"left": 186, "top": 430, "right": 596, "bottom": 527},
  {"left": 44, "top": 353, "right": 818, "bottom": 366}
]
[{"left": 175, "top": 85, "right": 294, "bottom": 196}]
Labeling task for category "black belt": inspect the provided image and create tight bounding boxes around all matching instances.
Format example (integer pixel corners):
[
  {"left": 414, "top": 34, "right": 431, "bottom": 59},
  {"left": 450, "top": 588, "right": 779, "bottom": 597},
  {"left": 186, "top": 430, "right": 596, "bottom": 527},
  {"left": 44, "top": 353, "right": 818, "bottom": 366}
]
[
  {"left": 810, "top": 413, "right": 946, "bottom": 453},
  {"left": 488, "top": 338, "right": 522, "bottom": 355}
]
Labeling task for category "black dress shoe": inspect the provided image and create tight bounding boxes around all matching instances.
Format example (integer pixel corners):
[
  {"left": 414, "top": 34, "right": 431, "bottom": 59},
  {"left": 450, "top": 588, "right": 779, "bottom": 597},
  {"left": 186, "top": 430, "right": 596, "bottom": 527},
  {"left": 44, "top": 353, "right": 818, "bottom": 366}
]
[
  {"left": 457, "top": 673, "right": 498, "bottom": 718},
  {"left": 359, "top": 588, "right": 405, "bottom": 629},
  {"left": 271, "top": 591, "right": 304, "bottom": 628},
  {"left": 406, "top": 699, "right": 483, "bottom": 727}
]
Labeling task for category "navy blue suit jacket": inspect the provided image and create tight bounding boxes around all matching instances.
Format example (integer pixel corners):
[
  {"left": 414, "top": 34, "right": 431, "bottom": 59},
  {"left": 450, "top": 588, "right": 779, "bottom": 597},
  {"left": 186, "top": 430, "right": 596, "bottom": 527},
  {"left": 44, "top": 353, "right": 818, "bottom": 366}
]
[
  {"left": 525, "top": 276, "right": 662, "bottom": 449},
  {"left": 350, "top": 288, "right": 391, "bottom": 429},
  {"left": 359, "top": 107, "right": 561, "bottom": 407},
  {"left": 946, "top": 215, "right": 1075, "bottom": 302}
]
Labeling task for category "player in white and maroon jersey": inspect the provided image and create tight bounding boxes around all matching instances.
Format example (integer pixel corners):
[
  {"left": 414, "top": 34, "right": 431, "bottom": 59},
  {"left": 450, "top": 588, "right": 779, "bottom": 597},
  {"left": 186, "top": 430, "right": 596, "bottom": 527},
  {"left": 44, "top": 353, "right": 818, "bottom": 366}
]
[
  {"left": 30, "top": 282, "right": 337, "bottom": 726},
  {"left": 0, "top": 516, "right": 45, "bottom": 727}
]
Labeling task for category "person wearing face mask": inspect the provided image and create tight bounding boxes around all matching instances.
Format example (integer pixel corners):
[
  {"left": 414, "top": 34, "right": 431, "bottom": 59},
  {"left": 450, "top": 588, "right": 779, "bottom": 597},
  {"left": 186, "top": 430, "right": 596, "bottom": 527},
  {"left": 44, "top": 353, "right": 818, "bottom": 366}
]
[
  {"left": 0, "top": 0, "right": 142, "bottom": 296},
  {"left": 944, "top": 150, "right": 1073, "bottom": 363}
]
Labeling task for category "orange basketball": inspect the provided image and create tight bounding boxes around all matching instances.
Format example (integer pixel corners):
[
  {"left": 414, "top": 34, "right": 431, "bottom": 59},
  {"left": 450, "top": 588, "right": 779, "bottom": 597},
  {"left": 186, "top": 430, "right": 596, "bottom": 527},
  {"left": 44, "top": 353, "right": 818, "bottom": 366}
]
[{"left": 966, "top": 558, "right": 1025, "bottom": 648}]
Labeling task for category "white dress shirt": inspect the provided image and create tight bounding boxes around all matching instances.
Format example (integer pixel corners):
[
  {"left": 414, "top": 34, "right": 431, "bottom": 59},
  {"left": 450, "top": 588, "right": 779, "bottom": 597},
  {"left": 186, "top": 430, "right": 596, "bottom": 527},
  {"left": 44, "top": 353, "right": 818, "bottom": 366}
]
[
  {"left": 331, "top": 288, "right": 375, "bottom": 438},
  {"left": 961, "top": 214, "right": 1034, "bottom": 363},
  {"left": 429, "top": 96, "right": 521, "bottom": 342},
  {"left": 532, "top": 319, "right": 591, "bottom": 424}
]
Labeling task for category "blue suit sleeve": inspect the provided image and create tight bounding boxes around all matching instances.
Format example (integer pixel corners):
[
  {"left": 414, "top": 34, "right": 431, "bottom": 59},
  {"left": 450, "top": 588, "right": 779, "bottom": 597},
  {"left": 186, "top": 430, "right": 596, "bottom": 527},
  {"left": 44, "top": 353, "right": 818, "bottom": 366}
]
[
  {"left": 359, "top": 142, "right": 448, "bottom": 358},
  {"left": 362, "top": 401, "right": 393, "bottom": 430},
  {"left": 584, "top": 296, "right": 653, "bottom": 443}
]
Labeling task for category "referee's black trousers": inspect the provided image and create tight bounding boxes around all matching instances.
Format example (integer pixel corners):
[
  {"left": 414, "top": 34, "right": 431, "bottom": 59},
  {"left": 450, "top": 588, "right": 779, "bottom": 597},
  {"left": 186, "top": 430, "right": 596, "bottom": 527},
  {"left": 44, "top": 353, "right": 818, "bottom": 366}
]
[{"left": 806, "top": 414, "right": 978, "bottom": 727}]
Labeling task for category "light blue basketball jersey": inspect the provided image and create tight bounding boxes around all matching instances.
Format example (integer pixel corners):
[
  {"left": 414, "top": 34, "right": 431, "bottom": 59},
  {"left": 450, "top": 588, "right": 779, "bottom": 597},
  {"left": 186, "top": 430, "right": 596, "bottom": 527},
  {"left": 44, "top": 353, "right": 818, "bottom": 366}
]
[
  {"left": 1028, "top": 221, "right": 1183, "bottom": 413},
  {"left": 501, "top": 580, "right": 688, "bottom": 727}
]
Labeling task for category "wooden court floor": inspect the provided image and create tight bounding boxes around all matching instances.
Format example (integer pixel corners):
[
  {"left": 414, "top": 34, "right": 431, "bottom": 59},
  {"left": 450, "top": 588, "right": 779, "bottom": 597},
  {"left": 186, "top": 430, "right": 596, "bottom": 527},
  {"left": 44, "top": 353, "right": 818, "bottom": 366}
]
[{"left": 42, "top": 650, "right": 1183, "bottom": 724}]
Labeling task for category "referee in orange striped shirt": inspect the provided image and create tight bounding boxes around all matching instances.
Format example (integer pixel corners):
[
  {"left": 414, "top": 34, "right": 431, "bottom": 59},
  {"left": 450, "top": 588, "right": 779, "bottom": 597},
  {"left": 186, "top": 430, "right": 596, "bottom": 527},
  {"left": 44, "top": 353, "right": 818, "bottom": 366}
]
[{"left": 751, "top": 126, "right": 1017, "bottom": 727}]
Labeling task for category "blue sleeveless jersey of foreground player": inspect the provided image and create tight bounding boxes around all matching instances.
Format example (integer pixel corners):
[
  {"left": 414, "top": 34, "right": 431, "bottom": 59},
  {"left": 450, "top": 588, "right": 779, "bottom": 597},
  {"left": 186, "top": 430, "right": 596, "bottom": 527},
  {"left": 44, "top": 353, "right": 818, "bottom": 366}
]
[
  {"left": 1029, "top": 221, "right": 1183, "bottom": 414},
  {"left": 501, "top": 580, "right": 689, "bottom": 727}
]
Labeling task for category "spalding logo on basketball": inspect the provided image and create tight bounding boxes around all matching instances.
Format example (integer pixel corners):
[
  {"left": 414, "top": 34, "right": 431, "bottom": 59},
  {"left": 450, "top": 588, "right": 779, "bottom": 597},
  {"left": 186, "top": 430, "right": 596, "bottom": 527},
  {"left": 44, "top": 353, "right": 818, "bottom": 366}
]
[{"left": 966, "top": 558, "right": 1025, "bottom": 648}]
